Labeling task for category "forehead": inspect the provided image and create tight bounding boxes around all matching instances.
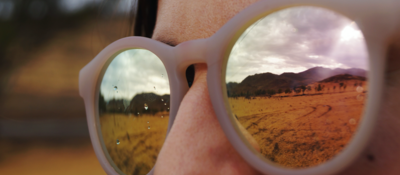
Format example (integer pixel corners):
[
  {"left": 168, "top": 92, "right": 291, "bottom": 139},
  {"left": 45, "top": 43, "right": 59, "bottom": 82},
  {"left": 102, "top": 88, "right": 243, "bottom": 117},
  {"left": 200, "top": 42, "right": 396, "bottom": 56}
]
[{"left": 152, "top": 0, "right": 258, "bottom": 45}]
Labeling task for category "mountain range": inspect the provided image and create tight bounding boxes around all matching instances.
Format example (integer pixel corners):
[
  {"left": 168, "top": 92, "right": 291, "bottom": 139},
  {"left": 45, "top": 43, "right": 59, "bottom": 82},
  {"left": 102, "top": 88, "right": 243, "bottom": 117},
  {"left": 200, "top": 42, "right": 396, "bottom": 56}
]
[
  {"left": 226, "top": 67, "right": 367, "bottom": 96},
  {"left": 102, "top": 93, "right": 170, "bottom": 114}
]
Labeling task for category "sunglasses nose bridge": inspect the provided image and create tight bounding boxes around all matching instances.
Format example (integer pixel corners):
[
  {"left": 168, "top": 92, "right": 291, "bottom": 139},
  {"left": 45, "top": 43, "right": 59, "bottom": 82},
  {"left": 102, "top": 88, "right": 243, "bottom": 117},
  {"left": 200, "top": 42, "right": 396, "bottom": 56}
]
[{"left": 175, "top": 39, "right": 208, "bottom": 68}]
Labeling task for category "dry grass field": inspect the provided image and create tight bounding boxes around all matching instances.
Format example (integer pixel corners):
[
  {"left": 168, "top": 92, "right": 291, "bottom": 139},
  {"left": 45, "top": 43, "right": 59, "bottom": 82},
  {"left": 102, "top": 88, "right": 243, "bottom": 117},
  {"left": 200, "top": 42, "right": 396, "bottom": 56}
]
[
  {"left": 99, "top": 112, "right": 169, "bottom": 175},
  {"left": 229, "top": 81, "right": 367, "bottom": 168}
]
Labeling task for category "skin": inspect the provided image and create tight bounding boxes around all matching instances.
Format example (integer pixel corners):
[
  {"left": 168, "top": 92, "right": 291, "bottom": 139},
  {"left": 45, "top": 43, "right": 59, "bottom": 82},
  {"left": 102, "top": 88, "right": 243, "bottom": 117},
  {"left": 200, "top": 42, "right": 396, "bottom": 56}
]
[{"left": 151, "top": 0, "right": 400, "bottom": 174}]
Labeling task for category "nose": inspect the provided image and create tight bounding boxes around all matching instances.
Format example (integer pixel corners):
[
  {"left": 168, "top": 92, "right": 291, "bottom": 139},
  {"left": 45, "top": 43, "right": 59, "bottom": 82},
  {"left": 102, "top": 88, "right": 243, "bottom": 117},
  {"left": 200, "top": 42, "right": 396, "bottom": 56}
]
[{"left": 154, "top": 64, "right": 261, "bottom": 175}]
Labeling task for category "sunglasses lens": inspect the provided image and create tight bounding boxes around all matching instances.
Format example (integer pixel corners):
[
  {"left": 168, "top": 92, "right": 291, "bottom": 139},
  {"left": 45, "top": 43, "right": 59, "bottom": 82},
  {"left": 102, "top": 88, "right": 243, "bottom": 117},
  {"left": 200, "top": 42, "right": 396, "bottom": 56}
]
[
  {"left": 98, "top": 49, "right": 170, "bottom": 174},
  {"left": 226, "top": 7, "right": 369, "bottom": 168}
]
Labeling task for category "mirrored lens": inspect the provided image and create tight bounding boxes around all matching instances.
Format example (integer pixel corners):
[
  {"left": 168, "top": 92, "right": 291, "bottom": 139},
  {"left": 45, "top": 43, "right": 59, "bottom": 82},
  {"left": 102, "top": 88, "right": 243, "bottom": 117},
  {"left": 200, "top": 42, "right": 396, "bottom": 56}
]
[
  {"left": 226, "top": 7, "right": 369, "bottom": 168},
  {"left": 98, "top": 49, "right": 170, "bottom": 174}
]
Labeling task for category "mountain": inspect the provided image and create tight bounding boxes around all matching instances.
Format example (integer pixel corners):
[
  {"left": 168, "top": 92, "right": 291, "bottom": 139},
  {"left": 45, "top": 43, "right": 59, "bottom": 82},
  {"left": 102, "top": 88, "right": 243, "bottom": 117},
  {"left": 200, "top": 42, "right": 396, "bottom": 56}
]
[
  {"left": 319, "top": 74, "right": 366, "bottom": 83},
  {"left": 104, "top": 93, "right": 170, "bottom": 114},
  {"left": 128, "top": 93, "right": 170, "bottom": 114},
  {"left": 227, "top": 67, "right": 366, "bottom": 96}
]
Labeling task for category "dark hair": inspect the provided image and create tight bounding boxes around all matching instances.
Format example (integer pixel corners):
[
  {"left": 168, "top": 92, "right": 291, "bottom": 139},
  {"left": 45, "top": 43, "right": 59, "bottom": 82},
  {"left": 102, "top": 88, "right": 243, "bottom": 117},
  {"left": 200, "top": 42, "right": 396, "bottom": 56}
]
[
  {"left": 133, "top": 0, "right": 158, "bottom": 37},
  {"left": 132, "top": 0, "right": 194, "bottom": 86}
]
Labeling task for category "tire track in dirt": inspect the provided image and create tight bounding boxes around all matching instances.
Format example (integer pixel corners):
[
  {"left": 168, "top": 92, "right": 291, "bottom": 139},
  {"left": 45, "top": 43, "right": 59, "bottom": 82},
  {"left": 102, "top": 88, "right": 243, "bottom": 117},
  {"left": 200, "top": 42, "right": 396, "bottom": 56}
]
[
  {"left": 296, "top": 105, "right": 331, "bottom": 119},
  {"left": 230, "top": 91, "right": 365, "bottom": 168},
  {"left": 297, "top": 106, "right": 317, "bottom": 119},
  {"left": 316, "top": 105, "right": 332, "bottom": 118},
  {"left": 238, "top": 105, "right": 335, "bottom": 163},
  {"left": 244, "top": 115, "right": 268, "bottom": 130},
  {"left": 239, "top": 105, "right": 332, "bottom": 137}
]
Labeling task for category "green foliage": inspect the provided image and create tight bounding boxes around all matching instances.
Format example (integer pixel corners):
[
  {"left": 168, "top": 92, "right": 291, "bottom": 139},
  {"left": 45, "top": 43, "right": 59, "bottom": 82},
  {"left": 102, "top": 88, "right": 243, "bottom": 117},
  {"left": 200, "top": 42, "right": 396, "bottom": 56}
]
[
  {"left": 255, "top": 89, "right": 267, "bottom": 96},
  {"left": 98, "top": 93, "right": 107, "bottom": 114},
  {"left": 245, "top": 90, "right": 252, "bottom": 99},
  {"left": 317, "top": 84, "right": 323, "bottom": 92},
  {"left": 300, "top": 85, "right": 306, "bottom": 95},
  {"left": 267, "top": 89, "right": 276, "bottom": 96}
]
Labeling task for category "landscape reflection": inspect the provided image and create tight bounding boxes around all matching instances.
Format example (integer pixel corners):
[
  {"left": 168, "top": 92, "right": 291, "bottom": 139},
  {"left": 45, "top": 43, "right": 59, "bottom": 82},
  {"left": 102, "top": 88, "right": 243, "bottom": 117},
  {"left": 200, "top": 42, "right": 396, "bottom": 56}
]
[
  {"left": 226, "top": 7, "right": 368, "bottom": 168},
  {"left": 98, "top": 49, "right": 170, "bottom": 175}
]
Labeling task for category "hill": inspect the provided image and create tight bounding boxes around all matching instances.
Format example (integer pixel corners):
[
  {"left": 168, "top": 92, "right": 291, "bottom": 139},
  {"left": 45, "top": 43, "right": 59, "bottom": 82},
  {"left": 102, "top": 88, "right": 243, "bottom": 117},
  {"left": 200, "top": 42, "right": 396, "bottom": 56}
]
[
  {"left": 103, "top": 93, "right": 170, "bottom": 115},
  {"left": 319, "top": 74, "right": 366, "bottom": 83},
  {"left": 227, "top": 67, "right": 366, "bottom": 96}
]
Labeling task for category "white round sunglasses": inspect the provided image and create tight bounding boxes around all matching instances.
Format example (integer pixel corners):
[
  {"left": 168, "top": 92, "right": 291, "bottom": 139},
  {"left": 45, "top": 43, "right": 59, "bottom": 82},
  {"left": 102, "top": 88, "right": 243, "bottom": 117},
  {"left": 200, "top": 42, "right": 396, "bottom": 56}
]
[{"left": 79, "top": 0, "right": 400, "bottom": 175}]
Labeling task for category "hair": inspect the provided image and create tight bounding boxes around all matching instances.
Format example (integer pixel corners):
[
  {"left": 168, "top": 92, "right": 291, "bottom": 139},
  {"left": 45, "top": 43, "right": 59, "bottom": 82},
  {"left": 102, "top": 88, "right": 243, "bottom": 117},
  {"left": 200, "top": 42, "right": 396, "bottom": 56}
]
[
  {"left": 132, "top": 0, "right": 194, "bottom": 87},
  {"left": 133, "top": 0, "right": 158, "bottom": 37}
]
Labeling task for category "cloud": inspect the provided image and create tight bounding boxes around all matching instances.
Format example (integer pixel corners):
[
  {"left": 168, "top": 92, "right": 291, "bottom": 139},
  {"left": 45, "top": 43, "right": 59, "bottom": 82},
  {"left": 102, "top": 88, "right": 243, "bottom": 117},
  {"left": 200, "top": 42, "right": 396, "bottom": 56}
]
[
  {"left": 226, "top": 6, "right": 368, "bottom": 83},
  {"left": 100, "top": 49, "right": 170, "bottom": 101}
]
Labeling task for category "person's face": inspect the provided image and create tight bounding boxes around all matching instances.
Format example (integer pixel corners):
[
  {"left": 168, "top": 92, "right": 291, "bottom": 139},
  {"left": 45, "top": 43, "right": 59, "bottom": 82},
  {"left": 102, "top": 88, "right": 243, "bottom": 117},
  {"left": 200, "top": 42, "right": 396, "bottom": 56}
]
[{"left": 151, "top": 0, "right": 400, "bottom": 174}]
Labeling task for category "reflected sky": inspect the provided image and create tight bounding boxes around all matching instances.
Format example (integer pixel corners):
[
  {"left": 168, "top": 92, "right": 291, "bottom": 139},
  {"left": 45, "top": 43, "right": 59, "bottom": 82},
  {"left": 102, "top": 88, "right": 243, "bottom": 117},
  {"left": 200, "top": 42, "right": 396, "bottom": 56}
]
[
  {"left": 226, "top": 7, "right": 368, "bottom": 83},
  {"left": 100, "top": 49, "right": 170, "bottom": 101},
  {"left": 0, "top": 0, "right": 134, "bottom": 20},
  {"left": 58, "top": 0, "right": 102, "bottom": 12},
  {"left": 0, "top": 1, "right": 14, "bottom": 20},
  {"left": 59, "top": 0, "right": 133, "bottom": 13}
]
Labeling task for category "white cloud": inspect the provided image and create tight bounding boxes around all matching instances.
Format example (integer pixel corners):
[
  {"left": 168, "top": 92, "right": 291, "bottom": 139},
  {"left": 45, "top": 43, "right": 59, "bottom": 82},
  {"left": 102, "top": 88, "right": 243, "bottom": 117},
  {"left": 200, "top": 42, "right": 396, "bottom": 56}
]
[
  {"left": 100, "top": 49, "right": 170, "bottom": 101},
  {"left": 226, "top": 6, "right": 368, "bottom": 83}
]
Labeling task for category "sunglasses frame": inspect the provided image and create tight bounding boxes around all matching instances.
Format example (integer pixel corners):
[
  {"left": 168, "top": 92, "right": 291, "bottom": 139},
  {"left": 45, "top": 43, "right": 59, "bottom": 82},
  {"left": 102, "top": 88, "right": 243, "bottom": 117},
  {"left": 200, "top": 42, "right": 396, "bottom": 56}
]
[{"left": 79, "top": 0, "right": 400, "bottom": 174}]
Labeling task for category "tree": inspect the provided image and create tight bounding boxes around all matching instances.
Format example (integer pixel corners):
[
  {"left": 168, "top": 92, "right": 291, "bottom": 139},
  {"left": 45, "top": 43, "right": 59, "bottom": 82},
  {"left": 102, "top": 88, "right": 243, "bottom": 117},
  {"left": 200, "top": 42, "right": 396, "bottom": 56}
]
[
  {"left": 278, "top": 89, "right": 283, "bottom": 94},
  {"left": 292, "top": 86, "right": 297, "bottom": 93},
  {"left": 245, "top": 90, "right": 251, "bottom": 99},
  {"left": 300, "top": 85, "right": 307, "bottom": 95},
  {"left": 98, "top": 93, "right": 107, "bottom": 114},
  {"left": 255, "top": 89, "right": 266, "bottom": 96},
  {"left": 284, "top": 88, "right": 291, "bottom": 94},
  {"left": 266, "top": 89, "right": 276, "bottom": 96},
  {"left": 317, "top": 84, "right": 323, "bottom": 92},
  {"left": 339, "top": 82, "right": 344, "bottom": 91}
]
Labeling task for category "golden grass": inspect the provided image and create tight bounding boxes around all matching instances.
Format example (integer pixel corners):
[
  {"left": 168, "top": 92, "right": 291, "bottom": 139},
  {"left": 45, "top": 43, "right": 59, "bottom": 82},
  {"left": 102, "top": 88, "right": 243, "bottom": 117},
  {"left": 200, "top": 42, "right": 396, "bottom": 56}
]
[
  {"left": 99, "top": 112, "right": 169, "bottom": 175},
  {"left": 229, "top": 83, "right": 367, "bottom": 168}
]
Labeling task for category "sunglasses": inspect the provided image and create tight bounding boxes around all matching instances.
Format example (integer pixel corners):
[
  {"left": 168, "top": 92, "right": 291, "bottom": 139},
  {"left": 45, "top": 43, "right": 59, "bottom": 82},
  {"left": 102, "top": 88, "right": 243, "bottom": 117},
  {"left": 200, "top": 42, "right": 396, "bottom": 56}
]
[{"left": 79, "top": 0, "right": 400, "bottom": 175}]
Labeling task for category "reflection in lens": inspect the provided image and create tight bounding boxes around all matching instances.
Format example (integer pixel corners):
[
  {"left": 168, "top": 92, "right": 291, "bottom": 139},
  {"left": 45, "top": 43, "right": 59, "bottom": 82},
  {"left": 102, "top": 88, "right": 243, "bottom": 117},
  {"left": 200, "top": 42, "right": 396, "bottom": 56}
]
[
  {"left": 98, "top": 49, "right": 170, "bottom": 175},
  {"left": 226, "top": 7, "right": 368, "bottom": 168}
]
